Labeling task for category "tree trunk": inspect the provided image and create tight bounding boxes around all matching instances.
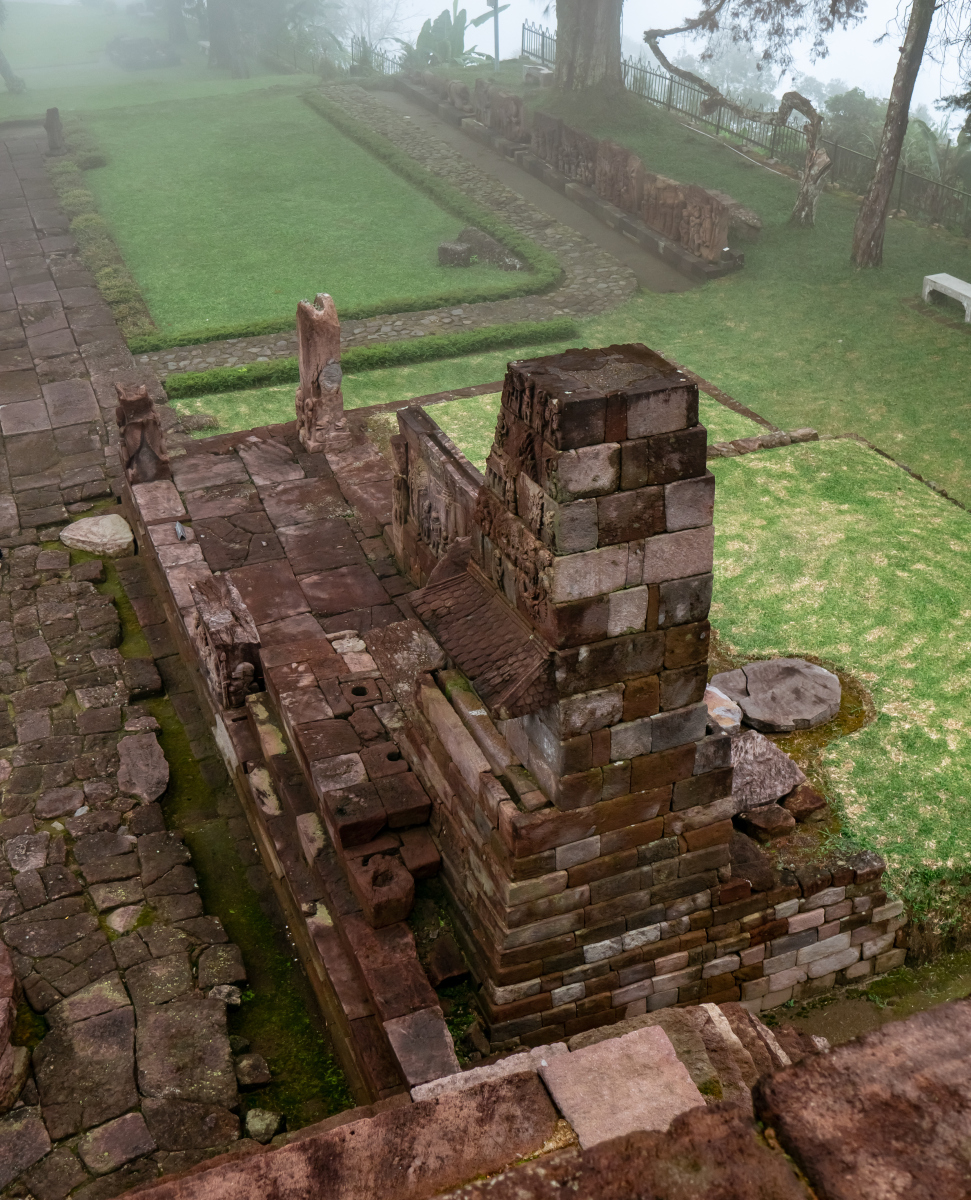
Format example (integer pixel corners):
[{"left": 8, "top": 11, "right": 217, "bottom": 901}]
[
  {"left": 165, "top": 0, "right": 189, "bottom": 45},
  {"left": 0, "top": 45, "right": 25, "bottom": 93},
  {"left": 790, "top": 145, "right": 832, "bottom": 226},
  {"left": 207, "top": 0, "right": 245, "bottom": 76},
  {"left": 851, "top": 0, "right": 934, "bottom": 267},
  {"left": 554, "top": 0, "right": 623, "bottom": 92}
]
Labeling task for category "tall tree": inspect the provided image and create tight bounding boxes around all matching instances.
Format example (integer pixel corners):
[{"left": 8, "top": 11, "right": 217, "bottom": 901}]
[
  {"left": 643, "top": 0, "right": 866, "bottom": 227},
  {"left": 850, "top": 0, "right": 936, "bottom": 267},
  {"left": 0, "top": 0, "right": 25, "bottom": 94},
  {"left": 554, "top": 0, "right": 624, "bottom": 92}
]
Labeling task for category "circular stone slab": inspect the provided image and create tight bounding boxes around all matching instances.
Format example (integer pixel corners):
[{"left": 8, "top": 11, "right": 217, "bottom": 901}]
[
  {"left": 710, "top": 658, "right": 841, "bottom": 733},
  {"left": 60, "top": 514, "right": 134, "bottom": 558}
]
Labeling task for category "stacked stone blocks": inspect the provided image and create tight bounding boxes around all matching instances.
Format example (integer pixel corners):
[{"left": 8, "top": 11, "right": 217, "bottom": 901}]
[{"left": 397, "top": 346, "right": 901, "bottom": 1043}]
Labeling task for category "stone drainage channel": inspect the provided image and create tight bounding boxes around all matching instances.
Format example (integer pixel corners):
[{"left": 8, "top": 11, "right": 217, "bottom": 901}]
[{"left": 0, "top": 510, "right": 354, "bottom": 1200}]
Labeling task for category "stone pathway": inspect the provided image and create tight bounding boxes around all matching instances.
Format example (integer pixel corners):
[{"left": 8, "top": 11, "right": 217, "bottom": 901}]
[
  {"left": 0, "top": 125, "right": 348, "bottom": 1199},
  {"left": 135, "top": 84, "right": 638, "bottom": 381},
  {"left": 0, "top": 123, "right": 163, "bottom": 542}
]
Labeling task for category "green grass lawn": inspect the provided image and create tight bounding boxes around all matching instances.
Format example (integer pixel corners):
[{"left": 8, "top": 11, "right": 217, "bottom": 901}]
[
  {"left": 80, "top": 87, "right": 516, "bottom": 340},
  {"left": 0, "top": 5, "right": 290, "bottom": 118},
  {"left": 172, "top": 354, "right": 761, "bottom": 458},
  {"left": 710, "top": 439, "right": 971, "bottom": 916},
  {"left": 429, "top": 79, "right": 971, "bottom": 508}
]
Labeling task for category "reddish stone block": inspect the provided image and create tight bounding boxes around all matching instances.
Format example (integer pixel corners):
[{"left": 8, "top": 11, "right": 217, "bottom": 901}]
[
  {"left": 620, "top": 426, "right": 708, "bottom": 490},
  {"left": 604, "top": 393, "right": 627, "bottom": 443},
  {"left": 552, "top": 768, "right": 603, "bottom": 812},
  {"left": 299, "top": 718, "right": 362, "bottom": 762},
  {"left": 623, "top": 676, "right": 660, "bottom": 721},
  {"left": 663, "top": 621, "right": 710, "bottom": 669},
  {"left": 671, "top": 767, "right": 733, "bottom": 812},
  {"left": 600, "top": 818, "right": 665, "bottom": 855},
  {"left": 658, "top": 663, "right": 707, "bottom": 711},
  {"left": 323, "top": 783, "right": 387, "bottom": 847},
  {"left": 555, "top": 632, "right": 665, "bottom": 696},
  {"left": 594, "top": 789, "right": 669, "bottom": 835},
  {"left": 597, "top": 487, "right": 665, "bottom": 545},
  {"left": 341, "top": 678, "right": 383, "bottom": 708},
  {"left": 376, "top": 775, "right": 431, "bottom": 829},
  {"left": 748, "top": 918, "right": 789, "bottom": 947},
  {"left": 568, "top": 848, "right": 639, "bottom": 888},
  {"left": 361, "top": 742, "right": 410, "bottom": 780},
  {"left": 229, "top": 560, "right": 309, "bottom": 625},
  {"left": 498, "top": 802, "right": 597, "bottom": 858},
  {"left": 349, "top": 707, "right": 386, "bottom": 744},
  {"left": 630, "top": 745, "right": 696, "bottom": 792},
  {"left": 718, "top": 879, "right": 752, "bottom": 904},
  {"left": 399, "top": 829, "right": 441, "bottom": 880},
  {"left": 301, "top": 566, "right": 390, "bottom": 617},
  {"left": 343, "top": 914, "right": 437, "bottom": 1020},
  {"left": 348, "top": 853, "right": 415, "bottom": 927},
  {"left": 544, "top": 596, "right": 609, "bottom": 650},
  {"left": 682, "top": 820, "right": 733, "bottom": 851},
  {"left": 277, "top": 519, "right": 366, "bottom": 575}
]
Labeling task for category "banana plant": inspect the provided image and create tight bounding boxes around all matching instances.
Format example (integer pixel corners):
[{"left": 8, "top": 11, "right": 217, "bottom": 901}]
[{"left": 398, "top": 0, "right": 508, "bottom": 67}]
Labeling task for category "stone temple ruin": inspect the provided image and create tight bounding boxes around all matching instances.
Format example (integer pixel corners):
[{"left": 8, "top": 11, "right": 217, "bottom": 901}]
[{"left": 117, "top": 297, "right": 905, "bottom": 1107}]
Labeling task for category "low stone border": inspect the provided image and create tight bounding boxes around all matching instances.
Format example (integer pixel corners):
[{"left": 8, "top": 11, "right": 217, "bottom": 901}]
[{"left": 708, "top": 428, "right": 820, "bottom": 458}]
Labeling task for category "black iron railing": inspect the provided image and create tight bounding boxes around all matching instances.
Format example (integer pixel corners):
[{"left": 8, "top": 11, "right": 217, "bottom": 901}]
[{"left": 521, "top": 20, "right": 971, "bottom": 235}]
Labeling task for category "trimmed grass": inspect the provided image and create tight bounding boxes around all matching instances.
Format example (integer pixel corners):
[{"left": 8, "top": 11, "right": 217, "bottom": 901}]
[
  {"left": 506, "top": 89, "right": 971, "bottom": 507},
  {"left": 710, "top": 439, "right": 971, "bottom": 917},
  {"left": 0, "top": 8, "right": 287, "bottom": 119},
  {"left": 80, "top": 87, "right": 516, "bottom": 340},
  {"left": 172, "top": 359, "right": 760, "bottom": 453}
]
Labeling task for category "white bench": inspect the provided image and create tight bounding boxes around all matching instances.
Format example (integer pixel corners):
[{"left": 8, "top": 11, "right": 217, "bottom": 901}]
[{"left": 922, "top": 272, "right": 971, "bottom": 322}]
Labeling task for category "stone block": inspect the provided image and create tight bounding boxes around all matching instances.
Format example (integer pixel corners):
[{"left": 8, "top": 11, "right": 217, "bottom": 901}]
[
  {"left": 620, "top": 427, "right": 708, "bottom": 490},
  {"left": 659, "top": 664, "right": 708, "bottom": 712},
  {"left": 77, "top": 1112, "right": 156, "bottom": 1175},
  {"left": 550, "top": 545, "right": 629, "bottom": 604},
  {"left": 756, "top": 998, "right": 971, "bottom": 1199},
  {"left": 597, "top": 487, "right": 664, "bottom": 545},
  {"left": 627, "top": 387, "right": 696, "bottom": 439},
  {"left": 658, "top": 574, "right": 713, "bottom": 629},
  {"left": 383, "top": 1006, "right": 461, "bottom": 1087},
  {"left": 141, "top": 1098, "right": 239, "bottom": 1151},
  {"left": 642, "top": 527, "right": 714, "bottom": 586},
  {"left": 609, "top": 718, "right": 653, "bottom": 761},
  {"left": 874, "top": 948, "right": 907, "bottom": 973},
  {"left": 607, "top": 587, "right": 649, "bottom": 638},
  {"left": 551, "top": 443, "right": 620, "bottom": 500},
  {"left": 664, "top": 473, "right": 715, "bottom": 532},
  {"left": 649, "top": 704, "right": 707, "bottom": 752},
  {"left": 135, "top": 996, "right": 236, "bottom": 1107},
  {"left": 539, "top": 1024, "right": 704, "bottom": 1149},
  {"left": 547, "top": 497, "right": 599, "bottom": 555},
  {"left": 120, "top": 1071, "right": 560, "bottom": 1200},
  {"left": 0, "top": 1108, "right": 51, "bottom": 1190}
]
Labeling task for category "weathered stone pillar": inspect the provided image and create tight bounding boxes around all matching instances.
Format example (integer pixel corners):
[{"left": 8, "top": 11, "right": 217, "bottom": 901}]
[
  {"left": 411, "top": 344, "right": 735, "bottom": 1041},
  {"left": 115, "top": 383, "right": 172, "bottom": 485},
  {"left": 295, "top": 293, "right": 346, "bottom": 453}
]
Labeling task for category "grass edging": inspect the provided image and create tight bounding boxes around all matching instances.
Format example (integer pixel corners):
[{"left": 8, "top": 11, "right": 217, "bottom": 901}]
[
  {"left": 162, "top": 317, "right": 579, "bottom": 398},
  {"left": 46, "top": 152, "right": 155, "bottom": 341},
  {"left": 127, "top": 90, "right": 565, "bottom": 355}
]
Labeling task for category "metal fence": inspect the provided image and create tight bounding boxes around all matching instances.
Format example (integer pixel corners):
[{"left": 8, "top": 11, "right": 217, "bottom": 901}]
[
  {"left": 349, "top": 37, "right": 402, "bottom": 76},
  {"left": 521, "top": 20, "right": 971, "bottom": 235},
  {"left": 521, "top": 21, "right": 556, "bottom": 68}
]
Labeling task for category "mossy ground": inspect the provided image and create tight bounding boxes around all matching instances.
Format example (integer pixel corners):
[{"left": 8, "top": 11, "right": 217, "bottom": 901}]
[{"left": 61, "top": 518, "right": 355, "bottom": 1126}]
